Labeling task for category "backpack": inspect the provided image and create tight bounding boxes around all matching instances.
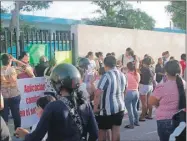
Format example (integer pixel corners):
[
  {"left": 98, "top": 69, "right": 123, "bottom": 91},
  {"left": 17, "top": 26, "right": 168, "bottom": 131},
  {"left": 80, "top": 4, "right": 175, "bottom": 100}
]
[{"left": 170, "top": 109, "right": 186, "bottom": 141}]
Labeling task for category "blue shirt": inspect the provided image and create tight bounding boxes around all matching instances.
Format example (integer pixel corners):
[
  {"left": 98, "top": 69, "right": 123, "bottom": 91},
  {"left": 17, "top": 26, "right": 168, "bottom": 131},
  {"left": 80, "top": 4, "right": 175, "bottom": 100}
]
[{"left": 24, "top": 97, "right": 98, "bottom": 141}]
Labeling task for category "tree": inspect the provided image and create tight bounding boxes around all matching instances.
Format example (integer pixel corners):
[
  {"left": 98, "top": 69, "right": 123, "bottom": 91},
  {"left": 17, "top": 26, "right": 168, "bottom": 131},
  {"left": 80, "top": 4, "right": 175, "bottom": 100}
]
[
  {"left": 85, "top": 0, "right": 155, "bottom": 30},
  {"left": 165, "top": 1, "right": 186, "bottom": 30}
]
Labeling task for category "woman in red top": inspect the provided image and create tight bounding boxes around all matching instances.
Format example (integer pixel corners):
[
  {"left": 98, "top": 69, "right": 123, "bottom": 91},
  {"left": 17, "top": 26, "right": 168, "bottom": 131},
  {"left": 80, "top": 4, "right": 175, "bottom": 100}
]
[{"left": 180, "top": 54, "right": 186, "bottom": 79}]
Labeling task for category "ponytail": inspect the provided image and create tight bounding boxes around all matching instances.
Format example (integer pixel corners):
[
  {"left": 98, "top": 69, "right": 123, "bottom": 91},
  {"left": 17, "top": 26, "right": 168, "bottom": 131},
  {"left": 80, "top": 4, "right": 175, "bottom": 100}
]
[
  {"left": 69, "top": 89, "right": 86, "bottom": 108},
  {"left": 176, "top": 74, "right": 186, "bottom": 109}
]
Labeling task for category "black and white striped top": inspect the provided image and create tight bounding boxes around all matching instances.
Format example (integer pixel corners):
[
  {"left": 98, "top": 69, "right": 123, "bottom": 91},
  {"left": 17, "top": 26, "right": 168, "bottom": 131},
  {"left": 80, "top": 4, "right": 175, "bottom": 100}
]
[{"left": 97, "top": 67, "right": 127, "bottom": 116}]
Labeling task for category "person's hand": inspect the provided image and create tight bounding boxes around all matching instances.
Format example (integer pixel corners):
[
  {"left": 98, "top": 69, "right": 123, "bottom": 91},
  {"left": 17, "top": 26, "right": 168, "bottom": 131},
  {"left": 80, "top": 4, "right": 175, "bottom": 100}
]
[
  {"left": 15, "top": 127, "right": 29, "bottom": 138},
  {"left": 93, "top": 106, "right": 99, "bottom": 114}
]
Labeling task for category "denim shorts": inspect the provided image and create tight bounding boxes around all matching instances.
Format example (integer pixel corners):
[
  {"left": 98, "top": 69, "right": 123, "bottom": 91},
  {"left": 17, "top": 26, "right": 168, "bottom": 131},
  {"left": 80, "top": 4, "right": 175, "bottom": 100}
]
[{"left": 139, "top": 84, "right": 153, "bottom": 95}]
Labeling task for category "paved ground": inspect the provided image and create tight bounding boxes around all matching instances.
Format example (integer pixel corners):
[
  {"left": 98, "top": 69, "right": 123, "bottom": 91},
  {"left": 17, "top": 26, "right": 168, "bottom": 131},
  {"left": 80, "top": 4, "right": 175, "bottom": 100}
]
[{"left": 9, "top": 111, "right": 159, "bottom": 141}]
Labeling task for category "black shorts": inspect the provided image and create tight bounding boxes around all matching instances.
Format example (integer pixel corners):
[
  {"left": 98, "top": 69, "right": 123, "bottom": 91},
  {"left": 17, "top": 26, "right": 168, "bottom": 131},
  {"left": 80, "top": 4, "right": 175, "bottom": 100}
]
[{"left": 96, "top": 111, "right": 124, "bottom": 130}]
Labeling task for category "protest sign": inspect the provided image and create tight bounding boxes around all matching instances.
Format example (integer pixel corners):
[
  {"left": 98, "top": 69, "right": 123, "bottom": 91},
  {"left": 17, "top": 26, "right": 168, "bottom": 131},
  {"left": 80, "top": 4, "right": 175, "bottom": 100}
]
[{"left": 17, "top": 77, "right": 45, "bottom": 128}]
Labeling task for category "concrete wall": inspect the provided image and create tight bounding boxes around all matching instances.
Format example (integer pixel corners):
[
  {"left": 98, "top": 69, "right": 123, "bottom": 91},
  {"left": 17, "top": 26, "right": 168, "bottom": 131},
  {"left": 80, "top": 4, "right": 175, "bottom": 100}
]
[{"left": 71, "top": 25, "right": 185, "bottom": 61}]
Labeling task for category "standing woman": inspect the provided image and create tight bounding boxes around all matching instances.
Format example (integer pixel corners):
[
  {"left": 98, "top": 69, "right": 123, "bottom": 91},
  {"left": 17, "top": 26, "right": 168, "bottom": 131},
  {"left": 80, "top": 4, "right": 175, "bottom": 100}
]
[
  {"left": 124, "top": 62, "right": 140, "bottom": 129},
  {"left": 120, "top": 48, "right": 139, "bottom": 69},
  {"left": 16, "top": 52, "right": 35, "bottom": 79},
  {"left": 1, "top": 54, "right": 22, "bottom": 130},
  {"left": 95, "top": 52, "right": 104, "bottom": 71},
  {"left": 44, "top": 58, "right": 57, "bottom": 98},
  {"left": 86, "top": 51, "right": 96, "bottom": 71},
  {"left": 149, "top": 60, "right": 186, "bottom": 141},
  {"left": 139, "top": 57, "right": 154, "bottom": 121},
  {"left": 155, "top": 58, "right": 165, "bottom": 84}
]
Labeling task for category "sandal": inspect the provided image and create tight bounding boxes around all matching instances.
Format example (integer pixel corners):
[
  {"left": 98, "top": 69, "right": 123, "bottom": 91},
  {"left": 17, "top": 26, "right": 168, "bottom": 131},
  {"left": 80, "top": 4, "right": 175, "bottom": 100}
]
[
  {"left": 124, "top": 125, "right": 134, "bottom": 129},
  {"left": 145, "top": 117, "right": 153, "bottom": 120}
]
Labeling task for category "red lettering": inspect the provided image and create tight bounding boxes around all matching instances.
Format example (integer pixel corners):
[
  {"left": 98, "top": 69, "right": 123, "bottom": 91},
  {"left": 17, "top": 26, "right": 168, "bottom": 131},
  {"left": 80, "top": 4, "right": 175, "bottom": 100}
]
[
  {"left": 20, "top": 110, "right": 25, "bottom": 117},
  {"left": 26, "top": 96, "right": 40, "bottom": 104},
  {"left": 24, "top": 84, "right": 45, "bottom": 93}
]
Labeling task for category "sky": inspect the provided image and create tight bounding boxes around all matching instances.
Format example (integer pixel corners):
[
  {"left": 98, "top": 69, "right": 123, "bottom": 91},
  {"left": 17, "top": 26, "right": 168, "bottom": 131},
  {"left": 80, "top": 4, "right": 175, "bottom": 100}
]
[{"left": 2, "top": 1, "right": 171, "bottom": 28}]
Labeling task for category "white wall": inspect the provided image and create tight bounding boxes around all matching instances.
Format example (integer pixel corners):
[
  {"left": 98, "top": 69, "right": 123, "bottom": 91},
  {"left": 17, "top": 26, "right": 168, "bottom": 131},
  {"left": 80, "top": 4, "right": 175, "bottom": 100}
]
[{"left": 71, "top": 25, "right": 185, "bottom": 61}]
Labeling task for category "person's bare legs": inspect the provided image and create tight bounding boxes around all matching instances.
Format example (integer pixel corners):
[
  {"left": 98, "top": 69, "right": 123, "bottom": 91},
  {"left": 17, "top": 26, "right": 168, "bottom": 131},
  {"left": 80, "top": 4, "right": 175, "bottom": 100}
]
[
  {"left": 147, "top": 93, "right": 153, "bottom": 118},
  {"left": 98, "top": 130, "right": 107, "bottom": 141},
  {"left": 106, "top": 129, "right": 111, "bottom": 141},
  {"left": 139, "top": 95, "right": 147, "bottom": 120},
  {"left": 112, "top": 125, "right": 120, "bottom": 141}
]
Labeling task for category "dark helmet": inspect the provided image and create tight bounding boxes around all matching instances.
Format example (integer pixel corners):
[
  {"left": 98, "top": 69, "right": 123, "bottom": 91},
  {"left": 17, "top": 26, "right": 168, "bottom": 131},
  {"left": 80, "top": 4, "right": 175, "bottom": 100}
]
[
  {"left": 78, "top": 57, "right": 90, "bottom": 70},
  {"left": 50, "top": 63, "right": 81, "bottom": 93}
]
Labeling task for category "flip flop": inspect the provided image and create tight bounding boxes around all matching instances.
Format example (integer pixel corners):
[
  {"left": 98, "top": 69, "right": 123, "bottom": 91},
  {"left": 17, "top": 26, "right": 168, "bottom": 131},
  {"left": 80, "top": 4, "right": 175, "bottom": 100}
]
[
  {"left": 145, "top": 117, "right": 153, "bottom": 120},
  {"left": 124, "top": 125, "right": 134, "bottom": 129}
]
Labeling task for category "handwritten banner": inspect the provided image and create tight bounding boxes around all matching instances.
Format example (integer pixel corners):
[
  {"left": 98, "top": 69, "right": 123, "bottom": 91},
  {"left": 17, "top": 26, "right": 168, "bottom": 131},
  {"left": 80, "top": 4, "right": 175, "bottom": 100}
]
[{"left": 17, "top": 77, "right": 45, "bottom": 128}]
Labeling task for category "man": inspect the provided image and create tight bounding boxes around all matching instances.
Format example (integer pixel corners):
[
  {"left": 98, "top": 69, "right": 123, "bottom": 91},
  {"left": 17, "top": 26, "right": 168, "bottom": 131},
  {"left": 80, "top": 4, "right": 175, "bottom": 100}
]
[
  {"left": 163, "top": 51, "right": 170, "bottom": 65},
  {"left": 34, "top": 56, "right": 49, "bottom": 77},
  {"left": 94, "top": 55, "right": 127, "bottom": 141}
]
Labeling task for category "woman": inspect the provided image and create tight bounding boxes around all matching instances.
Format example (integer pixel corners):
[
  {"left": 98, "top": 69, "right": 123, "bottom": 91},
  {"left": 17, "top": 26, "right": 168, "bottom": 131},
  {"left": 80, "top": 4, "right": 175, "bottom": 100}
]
[
  {"left": 149, "top": 60, "right": 186, "bottom": 141},
  {"left": 86, "top": 51, "right": 96, "bottom": 71},
  {"left": 16, "top": 95, "right": 56, "bottom": 141},
  {"left": 16, "top": 52, "right": 35, "bottom": 79},
  {"left": 95, "top": 52, "right": 104, "bottom": 71},
  {"left": 124, "top": 62, "right": 140, "bottom": 129},
  {"left": 139, "top": 56, "right": 154, "bottom": 121},
  {"left": 121, "top": 48, "right": 139, "bottom": 69},
  {"left": 1, "top": 54, "right": 22, "bottom": 130},
  {"left": 43, "top": 58, "right": 57, "bottom": 98},
  {"left": 155, "top": 58, "right": 165, "bottom": 84},
  {"left": 15, "top": 63, "right": 98, "bottom": 141}
]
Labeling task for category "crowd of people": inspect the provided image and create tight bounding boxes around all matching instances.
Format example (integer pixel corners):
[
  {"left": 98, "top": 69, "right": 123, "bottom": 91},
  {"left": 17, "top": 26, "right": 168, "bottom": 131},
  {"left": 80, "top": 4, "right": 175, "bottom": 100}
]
[{"left": 0, "top": 48, "right": 186, "bottom": 141}]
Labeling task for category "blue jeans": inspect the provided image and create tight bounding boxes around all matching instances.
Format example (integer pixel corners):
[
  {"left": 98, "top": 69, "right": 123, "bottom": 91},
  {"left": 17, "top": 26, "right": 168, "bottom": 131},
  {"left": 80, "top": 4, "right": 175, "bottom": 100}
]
[
  {"left": 125, "top": 90, "right": 139, "bottom": 125},
  {"left": 1, "top": 95, "right": 21, "bottom": 130},
  {"left": 157, "top": 119, "right": 174, "bottom": 141}
]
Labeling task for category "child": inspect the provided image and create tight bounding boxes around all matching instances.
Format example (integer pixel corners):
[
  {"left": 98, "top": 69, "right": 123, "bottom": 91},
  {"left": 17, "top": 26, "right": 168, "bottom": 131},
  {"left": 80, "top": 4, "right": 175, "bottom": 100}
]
[{"left": 15, "top": 95, "right": 56, "bottom": 140}]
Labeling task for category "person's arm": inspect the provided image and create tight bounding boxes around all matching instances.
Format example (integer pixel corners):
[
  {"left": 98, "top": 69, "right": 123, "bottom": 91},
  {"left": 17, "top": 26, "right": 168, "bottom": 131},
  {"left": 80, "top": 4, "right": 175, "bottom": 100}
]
[
  {"left": 16, "top": 102, "right": 53, "bottom": 141},
  {"left": 149, "top": 85, "right": 163, "bottom": 107},
  {"left": 25, "top": 66, "right": 35, "bottom": 78},
  {"left": 0, "top": 94, "right": 4, "bottom": 110},
  {"left": 94, "top": 75, "right": 108, "bottom": 113},
  {"left": 87, "top": 104, "right": 99, "bottom": 141}
]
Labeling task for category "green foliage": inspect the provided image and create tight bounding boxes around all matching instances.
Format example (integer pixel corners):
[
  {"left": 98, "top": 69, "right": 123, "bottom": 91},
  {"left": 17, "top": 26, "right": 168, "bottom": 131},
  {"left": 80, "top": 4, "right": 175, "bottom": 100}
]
[
  {"left": 21, "top": 1, "right": 52, "bottom": 12},
  {"left": 165, "top": 1, "right": 186, "bottom": 30},
  {"left": 85, "top": 0, "right": 155, "bottom": 30}
]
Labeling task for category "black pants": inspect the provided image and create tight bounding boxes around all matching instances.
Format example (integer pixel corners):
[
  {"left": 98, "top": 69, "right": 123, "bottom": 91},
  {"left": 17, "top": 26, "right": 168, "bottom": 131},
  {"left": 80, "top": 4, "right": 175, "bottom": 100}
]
[
  {"left": 137, "top": 99, "right": 140, "bottom": 110},
  {"left": 1, "top": 95, "right": 21, "bottom": 130}
]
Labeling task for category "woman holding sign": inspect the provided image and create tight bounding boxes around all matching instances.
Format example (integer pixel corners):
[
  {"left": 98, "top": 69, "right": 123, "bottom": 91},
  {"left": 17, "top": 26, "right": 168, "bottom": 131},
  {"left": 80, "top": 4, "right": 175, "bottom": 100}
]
[{"left": 1, "top": 54, "right": 22, "bottom": 131}]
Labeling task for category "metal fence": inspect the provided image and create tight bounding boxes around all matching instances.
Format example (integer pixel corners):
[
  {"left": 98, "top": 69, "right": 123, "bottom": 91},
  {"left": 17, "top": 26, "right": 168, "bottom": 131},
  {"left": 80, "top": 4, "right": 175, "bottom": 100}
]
[{"left": 0, "top": 30, "right": 75, "bottom": 64}]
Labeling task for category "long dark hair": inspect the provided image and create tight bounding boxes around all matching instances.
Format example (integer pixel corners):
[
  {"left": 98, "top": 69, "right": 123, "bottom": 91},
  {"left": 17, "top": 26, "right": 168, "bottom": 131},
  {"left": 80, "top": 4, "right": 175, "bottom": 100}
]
[
  {"left": 127, "top": 62, "right": 137, "bottom": 75},
  {"left": 164, "top": 60, "right": 186, "bottom": 109},
  {"left": 95, "top": 52, "right": 103, "bottom": 58},
  {"left": 86, "top": 52, "right": 93, "bottom": 58}
]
